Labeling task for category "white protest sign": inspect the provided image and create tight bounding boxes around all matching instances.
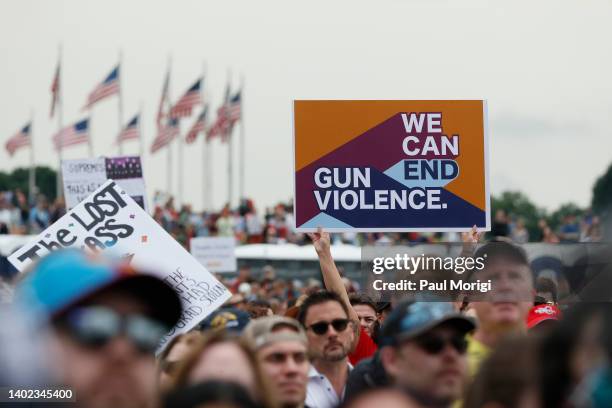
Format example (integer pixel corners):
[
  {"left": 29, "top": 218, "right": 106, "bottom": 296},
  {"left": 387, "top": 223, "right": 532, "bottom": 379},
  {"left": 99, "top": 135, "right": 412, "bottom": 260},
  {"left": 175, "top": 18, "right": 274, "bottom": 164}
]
[
  {"left": 9, "top": 180, "right": 230, "bottom": 348},
  {"left": 62, "top": 156, "right": 148, "bottom": 211},
  {"left": 190, "top": 237, "right": 237, "bottom": 273}
]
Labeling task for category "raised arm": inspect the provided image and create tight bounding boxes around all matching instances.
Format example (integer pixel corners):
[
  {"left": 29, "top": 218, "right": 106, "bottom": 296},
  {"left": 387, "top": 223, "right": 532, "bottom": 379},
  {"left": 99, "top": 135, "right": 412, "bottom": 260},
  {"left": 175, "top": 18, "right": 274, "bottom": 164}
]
[
  {"left": 308, "top": 227, "right": 359, "bottom": 324},
  {"left": 460, "top": 224, "right": 483, "bottom": 256}
]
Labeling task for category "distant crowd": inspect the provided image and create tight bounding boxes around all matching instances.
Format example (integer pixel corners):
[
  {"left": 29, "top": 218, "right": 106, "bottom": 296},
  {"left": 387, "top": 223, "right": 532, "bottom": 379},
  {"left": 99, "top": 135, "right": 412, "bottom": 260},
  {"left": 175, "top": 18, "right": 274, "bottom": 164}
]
[{"left": 0, "top": 188, "right": 604, "bottom": 247}]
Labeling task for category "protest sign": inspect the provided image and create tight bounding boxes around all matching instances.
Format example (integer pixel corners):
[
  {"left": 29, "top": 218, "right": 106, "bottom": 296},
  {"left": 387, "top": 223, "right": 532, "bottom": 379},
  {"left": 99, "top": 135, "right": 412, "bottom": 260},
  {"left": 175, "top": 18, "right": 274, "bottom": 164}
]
[
  {"left": 190, "top": 237, "right": 237, "bottom": 273},
  {"left": 293, "top": 100, "right": 490, "bottom": 232},
  {"left": 62, "top": 156, "right": 148, "bottom": 210},
  {"left": 9, "top": 180, "right": 231, "bottom": 348}
]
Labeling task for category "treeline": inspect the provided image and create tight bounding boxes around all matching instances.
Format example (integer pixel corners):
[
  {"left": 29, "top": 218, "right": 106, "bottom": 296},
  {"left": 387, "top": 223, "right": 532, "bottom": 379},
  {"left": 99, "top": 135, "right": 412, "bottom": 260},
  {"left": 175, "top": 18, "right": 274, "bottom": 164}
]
[{"left": 0, "top": 167, "right": 57, "bottom": 201}]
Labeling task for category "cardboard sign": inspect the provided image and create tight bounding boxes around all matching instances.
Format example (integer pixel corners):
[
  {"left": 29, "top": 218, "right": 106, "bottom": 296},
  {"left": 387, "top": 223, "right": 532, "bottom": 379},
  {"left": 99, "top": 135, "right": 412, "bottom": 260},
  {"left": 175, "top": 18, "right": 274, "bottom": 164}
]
[
  {"left": 62, "top": 156, "right": 148, "bottom": 210},
  {"left": 293, "top": 100, "right": 490, "bottom": 232},
  {"left": 190, "top": 237, "right": 237, "bottom": 273},
  {"left": 9, "top": 180, "right": 230, "bottom": 348}
]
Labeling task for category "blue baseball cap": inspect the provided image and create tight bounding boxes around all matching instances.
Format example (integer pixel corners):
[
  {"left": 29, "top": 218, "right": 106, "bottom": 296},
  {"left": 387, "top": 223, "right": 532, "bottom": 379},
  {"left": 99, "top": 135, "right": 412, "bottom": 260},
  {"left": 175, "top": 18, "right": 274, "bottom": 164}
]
[
  {"left": 381, "top": 300, "right": 475, "bottom": 346},
  {"left": 15, "top": 249, "right": 182, "bottom": 328}
]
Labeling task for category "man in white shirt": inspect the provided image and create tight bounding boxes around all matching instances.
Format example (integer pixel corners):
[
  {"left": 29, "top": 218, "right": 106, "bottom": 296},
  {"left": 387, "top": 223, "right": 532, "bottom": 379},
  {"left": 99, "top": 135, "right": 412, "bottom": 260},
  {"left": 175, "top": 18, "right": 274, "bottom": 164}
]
[{"left": 298, "top": 290, "right": 355, "bottom": 408}]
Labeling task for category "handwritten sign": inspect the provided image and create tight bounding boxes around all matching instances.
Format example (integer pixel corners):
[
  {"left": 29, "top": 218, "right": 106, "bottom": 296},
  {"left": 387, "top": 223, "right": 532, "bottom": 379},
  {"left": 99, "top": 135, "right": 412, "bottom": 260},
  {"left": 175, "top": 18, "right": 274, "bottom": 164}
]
[
  {"left": 62, "top": 156, "right": 148, "bottom": 210},
  {"left": 9, "top": 180, "right": 230, "bottom": 347}
]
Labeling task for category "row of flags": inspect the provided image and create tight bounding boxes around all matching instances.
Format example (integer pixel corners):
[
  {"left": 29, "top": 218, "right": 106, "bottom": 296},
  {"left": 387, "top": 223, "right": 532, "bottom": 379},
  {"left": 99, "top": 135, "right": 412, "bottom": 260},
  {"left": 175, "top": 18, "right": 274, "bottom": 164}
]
[
  {"left": 5, "top": 60, "right": 242, "bottom": 157},
  {"left": 151, "top": 74, "right": 242, "bottom": 153}
]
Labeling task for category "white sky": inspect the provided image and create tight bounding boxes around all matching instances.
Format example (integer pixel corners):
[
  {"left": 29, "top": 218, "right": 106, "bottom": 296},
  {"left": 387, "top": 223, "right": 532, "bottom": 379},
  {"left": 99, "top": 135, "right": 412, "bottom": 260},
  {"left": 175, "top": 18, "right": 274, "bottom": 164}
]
[{"left": 1, "top": 0, "right": 611, "bottom": 213}]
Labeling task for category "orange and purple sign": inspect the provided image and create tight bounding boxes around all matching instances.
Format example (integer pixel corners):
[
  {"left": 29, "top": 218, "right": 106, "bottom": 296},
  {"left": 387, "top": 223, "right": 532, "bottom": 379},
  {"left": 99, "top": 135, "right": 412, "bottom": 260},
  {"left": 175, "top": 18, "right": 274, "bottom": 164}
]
[{"left": 293, "top": 100, "right": 490, "bottom": 232}]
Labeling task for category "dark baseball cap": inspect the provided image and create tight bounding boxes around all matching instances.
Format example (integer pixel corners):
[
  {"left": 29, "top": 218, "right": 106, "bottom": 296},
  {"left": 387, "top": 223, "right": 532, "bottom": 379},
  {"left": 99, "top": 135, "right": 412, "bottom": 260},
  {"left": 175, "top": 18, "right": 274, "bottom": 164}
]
[
  {"left": 381, "top": 300, "right": 476, "bottom": 346},
  {"left": 15, "top": 249, "right": 182, "bottom": 328}
]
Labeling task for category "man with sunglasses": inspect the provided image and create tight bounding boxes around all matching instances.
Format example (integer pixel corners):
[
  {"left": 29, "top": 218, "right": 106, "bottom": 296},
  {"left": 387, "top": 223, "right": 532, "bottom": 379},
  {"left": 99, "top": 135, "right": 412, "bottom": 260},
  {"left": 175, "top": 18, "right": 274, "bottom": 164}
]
[
  {"left": 243, "top": 316, "right": 310, "bottom": 408},
  {"left": 16, "top": 250, "right": 182, "bottom": 408},
  {"left": 379, "top": 300, "right": 475, "bottom": 408},
  {"left": 297, "top": 290, "right": 356, "bottom": 408}
]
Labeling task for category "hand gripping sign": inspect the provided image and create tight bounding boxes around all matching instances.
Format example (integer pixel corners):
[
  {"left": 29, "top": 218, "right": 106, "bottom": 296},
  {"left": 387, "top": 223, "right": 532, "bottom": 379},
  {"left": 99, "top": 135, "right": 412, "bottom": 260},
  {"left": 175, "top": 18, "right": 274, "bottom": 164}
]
[
  {"left": 9, "top": 180, "right": 230, "bottom": 347},
  {"left": 294, "top": 100, "right": 490, "bottom": 232}
]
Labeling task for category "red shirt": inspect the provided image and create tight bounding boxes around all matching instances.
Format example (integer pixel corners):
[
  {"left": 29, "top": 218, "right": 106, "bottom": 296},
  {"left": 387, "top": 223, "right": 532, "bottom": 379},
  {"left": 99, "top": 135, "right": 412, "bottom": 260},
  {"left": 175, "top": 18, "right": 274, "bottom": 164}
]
[{"left": 349, "top": 326, "right": 378, "bottom": 365}]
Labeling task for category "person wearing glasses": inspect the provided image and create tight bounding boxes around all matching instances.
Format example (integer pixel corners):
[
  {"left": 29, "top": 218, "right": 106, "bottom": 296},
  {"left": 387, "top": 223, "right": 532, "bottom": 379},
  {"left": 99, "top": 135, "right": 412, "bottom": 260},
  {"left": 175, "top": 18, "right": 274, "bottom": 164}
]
[
  {"left": 378, "top": 300, "right": 476, "bottom": 408},
  {"left": 297, "top": 290, "right": 356, "bottom": 408},
  {"left": 307, "top": 228, "right": 378, "bottom": 367},
  {"left": 15, "top": 249, "right": 182, "bottom": 408}
]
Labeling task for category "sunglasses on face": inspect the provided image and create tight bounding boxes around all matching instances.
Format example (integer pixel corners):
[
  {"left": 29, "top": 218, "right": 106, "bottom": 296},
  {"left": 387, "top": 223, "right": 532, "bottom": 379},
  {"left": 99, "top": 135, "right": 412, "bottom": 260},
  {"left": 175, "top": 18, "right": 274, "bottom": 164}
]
[
  {"left": 308, "top": 319, "right": 350, "bottom": 336},
  {"left": 413, "top": 333, "right": 468, "bottom": 355},
  {"left": 58, "top": 306, "right": 169, "bottom": 354}
]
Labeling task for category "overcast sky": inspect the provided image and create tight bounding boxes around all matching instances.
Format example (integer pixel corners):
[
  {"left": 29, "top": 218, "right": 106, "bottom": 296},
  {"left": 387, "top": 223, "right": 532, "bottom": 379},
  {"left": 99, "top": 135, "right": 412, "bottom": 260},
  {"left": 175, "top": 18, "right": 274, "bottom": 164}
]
[{"left": 1, "top": 0, "right": 611, "bottom": 214}]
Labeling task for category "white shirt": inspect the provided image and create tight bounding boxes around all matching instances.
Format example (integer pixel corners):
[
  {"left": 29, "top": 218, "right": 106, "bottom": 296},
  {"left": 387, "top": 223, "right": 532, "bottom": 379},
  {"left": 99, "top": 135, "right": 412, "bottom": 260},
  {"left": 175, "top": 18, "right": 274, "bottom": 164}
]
[{"left": 305, "top": 363, "right": 352, "bottom": 408}]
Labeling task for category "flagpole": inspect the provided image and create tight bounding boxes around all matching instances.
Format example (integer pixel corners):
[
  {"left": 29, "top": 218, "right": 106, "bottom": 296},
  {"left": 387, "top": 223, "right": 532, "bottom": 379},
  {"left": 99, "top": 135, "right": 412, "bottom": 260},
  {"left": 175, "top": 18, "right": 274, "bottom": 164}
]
[
  {"left": 56, "top": 45, "right": 64, "bottom": 199},
  {"left": 226, "top": 69, "right": 233, "bottom": 208},
  {"left": 177, "top": 119, "right": 183, "bottom": 207},
  {"left": 166, "top": 56, "right": 173, "bottom": 196},
  {"left": 88, "top": 72, "right": 95, "bottom": 159},
  {"left": 167, "top": 139, "right": 173, "bottom": 195},
  {"left": 206, "top": 138, "right": 212, "bottom": 211},
  {"left": 88, "top": 108, "right": 94, "bottom": 158},
  {"left": 138, "top": 101, "right": 144, "bottom": 159},
  {"left": 239, "top": 75, "right": 245, "bottom": 203},
  {"left": 29, "top": 109, "right": 36, "bottom": 203},
  {"left": 117, "top": 51, "right": 125, "bottom": 156},
  {"left": 202, "top": 61, "right": 208, "bottom": 211},
  {"left": 204, "top": 85, "right": 213, "bottom": 211}
]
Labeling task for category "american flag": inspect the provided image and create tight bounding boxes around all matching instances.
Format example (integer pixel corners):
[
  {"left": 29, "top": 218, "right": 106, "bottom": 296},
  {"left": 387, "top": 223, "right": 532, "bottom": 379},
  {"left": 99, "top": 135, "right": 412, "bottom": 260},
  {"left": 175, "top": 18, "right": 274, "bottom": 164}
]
[
  {"left": 228, "top": 90, "right": 241, "bottom": 124},
  {"left": 53, "top": 119, "right": 89, "bottom": 151},
  {"left": 185, "top": 107, "right": 208, "bottom": 144},
  {"left": 157, "top": 70, "right": 170, "bottom": 127},
  {"left": 5, "top": 123, "right": 31, "bottom": 156},
  {"left": 83, "top": 65, "right": 120, "bottom": 109},
  {"left": 207, "top": 85, "right": 231, "bottom": 141},
  {"left": 50, "top": 62, "right": 60, "bottom": 118},
  {"left": 117, "top": 114, "right": 140, "bottom": 143},
  {"left": 207, "top": 106, "right": 229, "bottom": 141},
  {"left": 170, "top": 78, "right": 202, "bottom": 118},
  {"left": 151, "top": 118, "right": 179, "bottom": 154}
]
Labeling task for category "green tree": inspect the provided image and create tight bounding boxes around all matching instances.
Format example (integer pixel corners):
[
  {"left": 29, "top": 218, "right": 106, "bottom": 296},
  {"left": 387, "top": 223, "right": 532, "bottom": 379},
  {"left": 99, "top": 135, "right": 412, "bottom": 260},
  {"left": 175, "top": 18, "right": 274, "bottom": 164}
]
[
  {"left": 549, "top": 202, "right": 584, "bottom": 231},
  {"left": 491, "top": 191, "right": 546, "bottom": 239},
  {"left": 592, "top": 162, "right": 612, "bottom": 216},
  {"left": 32, "top": 167, "right": 57, "bottom": 200},
  {"left": 0, "top": 167, "right": 57, "bottom": 201}
]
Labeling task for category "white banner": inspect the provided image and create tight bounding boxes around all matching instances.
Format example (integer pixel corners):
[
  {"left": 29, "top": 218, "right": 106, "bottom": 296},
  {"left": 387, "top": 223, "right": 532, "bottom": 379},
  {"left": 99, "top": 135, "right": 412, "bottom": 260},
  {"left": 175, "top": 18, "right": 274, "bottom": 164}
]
[
  {"left": 9, "top": 180, "right": 230, "bottom": 348},
  {"left": 190, "top": 237, "right": 237, "bottom": 273}
]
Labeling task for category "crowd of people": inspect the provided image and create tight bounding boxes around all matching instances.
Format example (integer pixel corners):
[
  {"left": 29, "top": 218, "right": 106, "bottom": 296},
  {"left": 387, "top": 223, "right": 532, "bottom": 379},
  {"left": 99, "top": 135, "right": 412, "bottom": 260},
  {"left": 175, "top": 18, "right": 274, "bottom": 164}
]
[
  {"left": 1, "top": 226, "right": 612, "bottom": 408},
  {"left": 0, "top": 188, "right": 604, "bottom": 248}
]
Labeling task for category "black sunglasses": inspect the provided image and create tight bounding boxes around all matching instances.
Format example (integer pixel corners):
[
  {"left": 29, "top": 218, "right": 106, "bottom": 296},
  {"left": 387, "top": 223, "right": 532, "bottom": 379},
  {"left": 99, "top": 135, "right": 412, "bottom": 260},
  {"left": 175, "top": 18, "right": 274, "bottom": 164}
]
[
  {"left": 59, "top": 306, "right": 169, "bottom": 354},
  {"left": 308, "top": 319, "right": 350, "bottom": 335},
  {"left": 414, "top": 333, "right": 468, "bottom": 355}
]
